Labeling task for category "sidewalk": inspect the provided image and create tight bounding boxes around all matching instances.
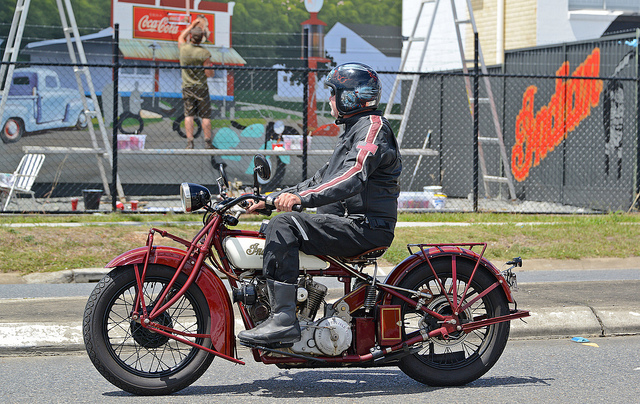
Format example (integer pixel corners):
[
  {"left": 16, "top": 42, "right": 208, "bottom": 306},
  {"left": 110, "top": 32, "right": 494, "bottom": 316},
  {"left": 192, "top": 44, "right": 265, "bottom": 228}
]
[{"left": 1, "top": 258, "right": 639, "bottom": 355}]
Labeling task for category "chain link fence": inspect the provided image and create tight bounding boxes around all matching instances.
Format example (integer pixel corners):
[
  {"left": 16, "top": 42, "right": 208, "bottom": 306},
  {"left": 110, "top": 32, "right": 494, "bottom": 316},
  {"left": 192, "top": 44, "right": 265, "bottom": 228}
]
[{"left": 1, "top": 31, "right": 638, "bottom": 214}]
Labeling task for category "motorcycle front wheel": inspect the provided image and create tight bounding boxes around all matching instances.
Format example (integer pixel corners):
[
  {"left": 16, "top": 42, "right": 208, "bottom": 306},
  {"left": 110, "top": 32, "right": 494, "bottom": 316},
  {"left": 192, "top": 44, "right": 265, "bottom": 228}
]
[
  {"left": 83, "top": 264, "right": 214, "bottom": 395},
  {"left": 391, "top": 258, "right": 510, "bottom": 386}
]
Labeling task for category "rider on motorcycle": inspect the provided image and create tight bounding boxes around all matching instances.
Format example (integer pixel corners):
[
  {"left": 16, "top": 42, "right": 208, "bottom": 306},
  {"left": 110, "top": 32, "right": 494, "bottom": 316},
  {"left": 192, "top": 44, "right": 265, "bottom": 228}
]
[{"left": 238, "top": 62, "right": 403, "bottom": 347}]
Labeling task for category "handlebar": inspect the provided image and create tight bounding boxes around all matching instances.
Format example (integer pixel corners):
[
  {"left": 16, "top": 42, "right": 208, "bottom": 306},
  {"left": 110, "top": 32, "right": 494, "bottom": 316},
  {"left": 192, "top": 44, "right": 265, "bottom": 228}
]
[
  {"left": 264, "top": 195, "right": 303, "bottom": 213},
  {"left": 215, "top": 193, "right": 302, "bottom": 215}
]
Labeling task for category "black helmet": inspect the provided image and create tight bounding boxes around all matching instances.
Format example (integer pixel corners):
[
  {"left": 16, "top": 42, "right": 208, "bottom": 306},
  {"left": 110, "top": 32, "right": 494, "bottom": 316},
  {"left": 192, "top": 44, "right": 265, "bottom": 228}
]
[{"left": 324, "top": 62, "right": 381, "bottom": 117}]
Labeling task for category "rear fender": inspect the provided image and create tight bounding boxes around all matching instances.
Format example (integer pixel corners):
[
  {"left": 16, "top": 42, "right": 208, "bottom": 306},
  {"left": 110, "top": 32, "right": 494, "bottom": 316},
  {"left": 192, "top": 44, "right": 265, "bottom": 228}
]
[
  {"left": 107, "top": 246, "right": 235, "bottom": 357},
  {"left": 3, "top": 105, "right": 32, "bottom": 128},
  {"left": 382, "top": 246, "right": 514, "bottom": 303}
]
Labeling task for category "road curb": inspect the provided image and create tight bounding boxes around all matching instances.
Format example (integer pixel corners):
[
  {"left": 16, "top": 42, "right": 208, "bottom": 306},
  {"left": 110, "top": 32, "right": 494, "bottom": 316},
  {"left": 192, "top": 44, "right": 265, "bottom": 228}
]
[
  {"left": 2, "top": 259, "right": 639, "bottom": 354},
  {"left": 7, "top": 256, "right": 640, "bottom": 285},
  {"left": 510, "top": 306, "right": 602, "bottom": 339},
  {"left": 21, "top": 268, "right": 111, "bottom": 284},
  {"left": 2, "top": 307, "right": 639, "bottom": 355},
  {"left": 0, "top": 321, "right": 84, "bottom": 356}
]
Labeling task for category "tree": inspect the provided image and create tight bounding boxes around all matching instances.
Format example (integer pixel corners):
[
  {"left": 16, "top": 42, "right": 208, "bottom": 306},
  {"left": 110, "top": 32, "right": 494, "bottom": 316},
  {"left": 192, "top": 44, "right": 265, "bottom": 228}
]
[
  {"left": 0, "top": 0, "right": 110, "bottom": 46},
  {"left": 0, "top": 0, "right": 401, "bottom": 66},
  {"left": 218, "top": 0, "right": 401, "bottom": 66}
]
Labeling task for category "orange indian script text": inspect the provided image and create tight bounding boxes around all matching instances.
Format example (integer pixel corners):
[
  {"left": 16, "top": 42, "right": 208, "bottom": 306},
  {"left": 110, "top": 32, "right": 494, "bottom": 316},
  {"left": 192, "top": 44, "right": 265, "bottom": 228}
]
[{"left": 511, "top": 48, "right": 602, "bottom": 181}]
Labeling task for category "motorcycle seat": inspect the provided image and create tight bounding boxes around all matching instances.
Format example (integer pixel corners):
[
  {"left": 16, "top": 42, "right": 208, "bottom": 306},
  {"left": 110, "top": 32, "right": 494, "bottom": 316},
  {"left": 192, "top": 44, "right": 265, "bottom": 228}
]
[{"left": 341, "top": 246, "right": 388, "bottom": 264}]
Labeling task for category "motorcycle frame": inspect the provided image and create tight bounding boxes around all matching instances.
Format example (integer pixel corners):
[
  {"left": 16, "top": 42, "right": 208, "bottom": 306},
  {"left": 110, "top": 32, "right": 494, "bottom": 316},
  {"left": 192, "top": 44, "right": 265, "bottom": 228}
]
[{"left": 107, "top": 210, "right": 529, "bottom": 368}]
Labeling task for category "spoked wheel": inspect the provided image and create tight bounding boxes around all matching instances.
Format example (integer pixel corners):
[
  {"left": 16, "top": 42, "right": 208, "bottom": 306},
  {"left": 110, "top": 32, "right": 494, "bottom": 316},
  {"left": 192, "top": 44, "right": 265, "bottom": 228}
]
[
  {"left": 391, "top": 258, "right": 510, "bottom": 386},
  {"left": 83, "top": 264, "right": 214, "bottom": 395}
]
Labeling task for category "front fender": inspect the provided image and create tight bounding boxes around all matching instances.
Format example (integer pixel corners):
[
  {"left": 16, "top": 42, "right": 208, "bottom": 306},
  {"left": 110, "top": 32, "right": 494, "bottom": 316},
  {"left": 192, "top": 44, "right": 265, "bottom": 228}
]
[
  {"left": 106, "top": 245, "right": 189, "bottom": 269},
  {"left": 383, "top": 246, "right": 514, "bottom": 303},
  {"left": 106, "top": 246, "right": 235, "bottom": 357}
]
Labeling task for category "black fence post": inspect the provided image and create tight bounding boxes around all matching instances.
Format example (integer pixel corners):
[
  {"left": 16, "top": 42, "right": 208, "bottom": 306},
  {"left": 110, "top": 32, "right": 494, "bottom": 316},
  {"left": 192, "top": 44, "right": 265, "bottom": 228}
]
[
  {"left": 302, "top": 28, "right": 309, "bottom": 181},
  {"left": 439, "top": 75, "right": 444, "bottom": 185},
  {"left": 473, "top": 32, "right": 479, "bottom": 212},
  {"left": 111, "top": 24, "right": 119, "bottom": 211},
  {"left": 635, "top": 28, "right": 640, "bottom": 210}
]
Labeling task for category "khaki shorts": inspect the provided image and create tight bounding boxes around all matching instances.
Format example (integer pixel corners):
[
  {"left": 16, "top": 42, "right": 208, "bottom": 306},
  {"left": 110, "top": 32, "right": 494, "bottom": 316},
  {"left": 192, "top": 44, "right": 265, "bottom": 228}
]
[{"left": 182, "top": 86, "right": 212, "bottom": 119}]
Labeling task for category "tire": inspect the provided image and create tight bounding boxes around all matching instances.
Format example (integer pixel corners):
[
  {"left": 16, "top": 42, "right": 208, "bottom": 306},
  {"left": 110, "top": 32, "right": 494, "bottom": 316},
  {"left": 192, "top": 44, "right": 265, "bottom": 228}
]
[
  {"left": 173, "top": 114, "right": 202, "bottom": 138},
  {"left": 117, "top": 112, "right": 144, "bottom": 134},
  {"left": 1, "top": 118, "right": 24, "bottom": 143},
  {"left": 391, "top": 258, "right": 510, "bottom": 386},
  {"left": 83, "top": 264, "right": 215, "bottom": 395}
]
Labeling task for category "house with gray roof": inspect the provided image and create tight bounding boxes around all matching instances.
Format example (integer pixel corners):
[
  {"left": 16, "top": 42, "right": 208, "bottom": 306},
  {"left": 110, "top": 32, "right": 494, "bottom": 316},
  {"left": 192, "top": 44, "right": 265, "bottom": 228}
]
[{"left": 276, "top": 22, "right": 402, "bottom": 104}]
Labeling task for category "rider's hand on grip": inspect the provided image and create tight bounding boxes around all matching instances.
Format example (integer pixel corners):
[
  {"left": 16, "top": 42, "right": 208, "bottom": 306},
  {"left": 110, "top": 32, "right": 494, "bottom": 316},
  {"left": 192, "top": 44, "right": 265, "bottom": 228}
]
[{"left": 266, "top": 193, "right": 303, "bottom": 212}]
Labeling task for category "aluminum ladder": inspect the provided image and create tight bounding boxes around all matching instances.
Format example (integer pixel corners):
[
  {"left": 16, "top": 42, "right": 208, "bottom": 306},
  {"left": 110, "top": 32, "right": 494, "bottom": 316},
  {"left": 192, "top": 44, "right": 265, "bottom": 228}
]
[
  {"left": 385, "top": 0, "right": 516, "bottom": 200},
  {"left": 0, "top": 0, "right": 124, "bottom": 199},
  {"left": 0, "top": 0, "right": 32, "bottom": 128},
  {"left": 55, "top": 0, "right": 123, "bottom": 198}
]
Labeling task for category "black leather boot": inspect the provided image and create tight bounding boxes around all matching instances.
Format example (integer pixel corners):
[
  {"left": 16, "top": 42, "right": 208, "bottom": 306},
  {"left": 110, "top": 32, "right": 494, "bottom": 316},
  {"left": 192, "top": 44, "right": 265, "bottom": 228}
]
[{"left": 238, "top": 280, "right": 301, "bottom": 347}]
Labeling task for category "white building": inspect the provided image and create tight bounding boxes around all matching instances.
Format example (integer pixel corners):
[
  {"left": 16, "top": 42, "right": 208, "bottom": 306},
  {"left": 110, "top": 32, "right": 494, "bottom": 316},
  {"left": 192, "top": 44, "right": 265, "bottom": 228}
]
[
  {"left": 276, "top": 22, "right": 402, "bottom": 104},
  {"left": 401, "top": 0, "right": 640, "bottom": 72},
  {"left": 324, "top": 22, "right": 402, "bottom": 71}
]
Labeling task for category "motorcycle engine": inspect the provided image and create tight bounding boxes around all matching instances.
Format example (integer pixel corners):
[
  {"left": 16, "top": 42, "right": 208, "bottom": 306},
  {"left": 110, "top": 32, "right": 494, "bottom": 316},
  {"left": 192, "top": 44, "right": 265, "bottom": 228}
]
[
  {"left": 232, "top": 279, "right": 270, "bottom": 324},
  {"left": 291, "top": 277, "right": 353, "bottom": 356},
  {"left": 235, "top": 276, "right": 353, "bottom": 356}
]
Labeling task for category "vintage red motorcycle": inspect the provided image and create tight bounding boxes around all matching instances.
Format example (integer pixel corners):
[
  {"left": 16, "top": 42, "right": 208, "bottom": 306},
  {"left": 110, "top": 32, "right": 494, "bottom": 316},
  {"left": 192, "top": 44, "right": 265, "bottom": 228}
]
[{"left": 83, "top": 154, "right": 529, "bottom": 396}]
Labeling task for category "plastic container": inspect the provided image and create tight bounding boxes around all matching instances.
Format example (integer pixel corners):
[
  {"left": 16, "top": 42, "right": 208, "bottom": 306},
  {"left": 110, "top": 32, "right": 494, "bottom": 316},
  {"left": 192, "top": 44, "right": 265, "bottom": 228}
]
[
  {"left": 117, "top": 134, "right": 146, "bottom": 150},
  {"left": 423, "top": 185, "right": 443, "bottom": 207},
  {"left": 282, "top": 135, "right": 309, "bottom": 150},
  {"left": 398, "top": 192, "right": 430, "bottom": 209},
  {"left": 432, "top": 193, "right": 447, "bottom": 209},
  {"left": 82, "top": 189, "right": 103, "bottom": 210}
]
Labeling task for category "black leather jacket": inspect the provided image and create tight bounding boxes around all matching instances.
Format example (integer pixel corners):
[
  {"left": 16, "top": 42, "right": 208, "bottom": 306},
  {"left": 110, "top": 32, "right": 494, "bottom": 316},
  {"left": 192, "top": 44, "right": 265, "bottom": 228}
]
[{"left": 281, "top": 110, "right": 402, "bottom": 231}]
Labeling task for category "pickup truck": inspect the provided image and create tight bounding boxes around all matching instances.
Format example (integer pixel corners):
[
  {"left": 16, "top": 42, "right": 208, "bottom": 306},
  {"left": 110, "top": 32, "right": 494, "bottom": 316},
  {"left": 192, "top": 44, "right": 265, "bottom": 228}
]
[{"left": 0, "top": 68, "right": 93, "bottom": 143}]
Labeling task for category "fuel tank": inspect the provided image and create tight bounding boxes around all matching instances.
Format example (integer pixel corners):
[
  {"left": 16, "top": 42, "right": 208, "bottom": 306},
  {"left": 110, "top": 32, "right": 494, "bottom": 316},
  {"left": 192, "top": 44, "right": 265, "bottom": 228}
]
[{"left": 222, "top": 236, "right": 328, "bottom": 270}]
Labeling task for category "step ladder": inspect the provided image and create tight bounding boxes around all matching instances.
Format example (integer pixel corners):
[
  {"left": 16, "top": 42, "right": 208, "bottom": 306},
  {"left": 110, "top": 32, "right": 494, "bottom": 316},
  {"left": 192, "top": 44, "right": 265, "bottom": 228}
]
[
  {"left": 0, "top": 0, "right": 124, "bottom": 200},
  {"left": 384, "top": 0, "right": 516, "bottom": 200},
  {"left": 0, "top": 0, "right": 32, "bottom": 124},
  {"left": 55, "top": 0, "right": 123, "bottom": 198}
]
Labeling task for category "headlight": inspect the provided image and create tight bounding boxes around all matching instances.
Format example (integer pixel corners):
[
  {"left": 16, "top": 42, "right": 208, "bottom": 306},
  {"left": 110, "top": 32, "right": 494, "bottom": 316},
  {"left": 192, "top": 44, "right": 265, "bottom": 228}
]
[{"left": 180, "top": 182, "right": 211, "bottom": 212}]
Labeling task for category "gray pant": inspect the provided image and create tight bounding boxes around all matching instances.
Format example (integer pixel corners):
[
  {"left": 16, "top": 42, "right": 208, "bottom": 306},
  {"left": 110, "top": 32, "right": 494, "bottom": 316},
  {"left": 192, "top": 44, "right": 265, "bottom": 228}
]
[{"left": 262, "top": 212, "right": 394, "bottom": 284}]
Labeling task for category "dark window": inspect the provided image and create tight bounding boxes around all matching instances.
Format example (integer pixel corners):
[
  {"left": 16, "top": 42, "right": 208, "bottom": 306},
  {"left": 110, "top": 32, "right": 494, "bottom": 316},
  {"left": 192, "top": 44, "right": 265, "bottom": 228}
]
[
  {"left": 13, "top": 77, "right": 30, "bottom": 85},
  {"left": 45, "top": 76, "right": 57, "bottom": 88},
  {"left": 341, "top": 38, "right": 347, "bottom": 54}
]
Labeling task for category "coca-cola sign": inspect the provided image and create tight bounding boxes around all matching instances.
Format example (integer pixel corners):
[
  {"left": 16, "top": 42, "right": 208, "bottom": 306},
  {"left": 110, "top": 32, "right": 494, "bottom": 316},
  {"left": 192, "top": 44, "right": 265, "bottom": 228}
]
[{"left": 133, "top": 7, "right": 214, "bottom": 42}]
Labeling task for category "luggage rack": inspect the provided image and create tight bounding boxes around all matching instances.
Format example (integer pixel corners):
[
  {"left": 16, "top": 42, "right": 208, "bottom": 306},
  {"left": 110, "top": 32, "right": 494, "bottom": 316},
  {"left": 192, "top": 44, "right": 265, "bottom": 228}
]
[{"left": 407, "top": 242, "right": 487, "bottom": 258}]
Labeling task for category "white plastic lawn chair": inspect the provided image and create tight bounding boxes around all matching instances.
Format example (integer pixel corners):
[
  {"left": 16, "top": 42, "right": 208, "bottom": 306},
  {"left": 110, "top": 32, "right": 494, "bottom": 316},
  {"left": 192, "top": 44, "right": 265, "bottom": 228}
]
[{"left": 0, "top": 153, "right": 46, "bottom": 211}]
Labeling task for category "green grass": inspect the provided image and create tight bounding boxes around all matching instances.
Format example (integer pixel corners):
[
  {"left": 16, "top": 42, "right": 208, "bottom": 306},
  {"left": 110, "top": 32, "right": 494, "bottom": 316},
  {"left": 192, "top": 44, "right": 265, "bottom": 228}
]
[
  {"left": 0, "top": 212, "right": 638, "bottom": 274},
  {"left": 381, "top": 218, "right": 640, "bottom": 265}
]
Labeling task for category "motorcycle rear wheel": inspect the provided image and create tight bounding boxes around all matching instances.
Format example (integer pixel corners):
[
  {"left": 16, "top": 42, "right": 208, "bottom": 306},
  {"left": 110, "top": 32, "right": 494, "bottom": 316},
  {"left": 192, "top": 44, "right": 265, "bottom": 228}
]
[
  {"left": 392, "top": 258, "right": 510, "bottom": 386},
  {"left": 83, "top": 264, "right": 214, "bottom": 395}
]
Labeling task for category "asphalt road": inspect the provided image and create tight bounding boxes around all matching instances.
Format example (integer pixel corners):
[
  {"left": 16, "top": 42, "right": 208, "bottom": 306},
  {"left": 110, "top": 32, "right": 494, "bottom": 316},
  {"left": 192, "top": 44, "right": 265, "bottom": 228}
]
[
  {"left": 1, "top": 267, "right": 639, "bottom": 353},
  {"left": 0, "top": 335, "right": 638, "bottom": 403}
]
